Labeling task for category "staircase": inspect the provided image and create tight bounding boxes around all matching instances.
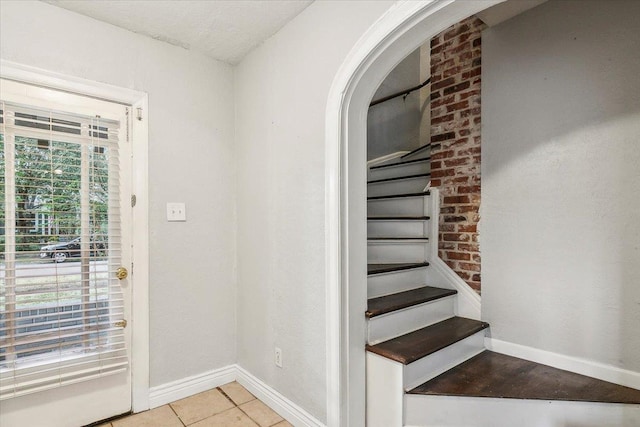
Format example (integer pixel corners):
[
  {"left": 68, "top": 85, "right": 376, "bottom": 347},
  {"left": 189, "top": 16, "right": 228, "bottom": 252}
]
[{"left": 365, "top": 145, "right": 640, "bottom": 426}]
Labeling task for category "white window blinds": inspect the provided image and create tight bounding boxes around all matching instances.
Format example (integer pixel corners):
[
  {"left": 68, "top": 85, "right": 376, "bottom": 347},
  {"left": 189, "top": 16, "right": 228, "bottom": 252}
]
[{"left": 0, "top": 100, "right": 128, "bottom": 399}]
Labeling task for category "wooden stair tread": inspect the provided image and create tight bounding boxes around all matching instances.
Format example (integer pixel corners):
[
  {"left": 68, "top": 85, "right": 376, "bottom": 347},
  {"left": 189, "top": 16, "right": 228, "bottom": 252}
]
[
  {"left": 401, "top": 143, "right": 431, "bottom": 159},
  {"left": 368, "top": 172, "right": 431, "bottom": 184},
  {"left": 408, "top": 351, "right": 640, "bottom": 404},
  {"left": 367, "top": 191, "right": 430, "bottom": 201},
  {"left": 366, "top": 317, "right": 489, "bottom": 365},
  {"left": 366, "top": 286, "right": 457, "bottom": 318},
  {"left": 367, "top": 216, "right": 430, "bottom": 221},
  {"left": 370, "top": 156, "right": 431, "bottom": 170},
  {"left": 368, "top": 262, "right": 429, "bottom": 275}
]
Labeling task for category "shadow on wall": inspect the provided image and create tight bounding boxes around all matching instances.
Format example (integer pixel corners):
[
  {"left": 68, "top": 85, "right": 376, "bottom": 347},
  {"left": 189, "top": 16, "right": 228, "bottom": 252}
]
[
  {"left": 481, "top": 0, "right": 640, "bottom": 373},
  {"left": 367, "top": 48, "right": 425, "bottom": 160}
]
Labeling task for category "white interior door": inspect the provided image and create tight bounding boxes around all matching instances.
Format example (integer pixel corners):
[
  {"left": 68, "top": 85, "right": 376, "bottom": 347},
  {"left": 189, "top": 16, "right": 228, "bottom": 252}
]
[{"left": 0, "top": 79, "right": 133, "bottom": 427}]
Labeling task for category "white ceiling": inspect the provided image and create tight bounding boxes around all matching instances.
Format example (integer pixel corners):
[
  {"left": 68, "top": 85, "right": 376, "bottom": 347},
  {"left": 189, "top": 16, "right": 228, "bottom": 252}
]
[{"left": 43, "top": 0, "right": 314, "bottom": 65}]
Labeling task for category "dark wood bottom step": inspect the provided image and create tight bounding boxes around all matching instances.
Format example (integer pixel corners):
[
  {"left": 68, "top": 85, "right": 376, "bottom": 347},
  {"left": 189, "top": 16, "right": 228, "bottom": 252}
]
[
  {"left": 409, "top": 350, "right": 640, "bottom": 404},
  {"left": 368, "top": 262, "right": 429, "bottom": 275},
  {"left": 366, "top": 317, "right": 489, "bottom": 365},
  {"left": 367, "top": 286, "right": 457, "bottom": 318}
]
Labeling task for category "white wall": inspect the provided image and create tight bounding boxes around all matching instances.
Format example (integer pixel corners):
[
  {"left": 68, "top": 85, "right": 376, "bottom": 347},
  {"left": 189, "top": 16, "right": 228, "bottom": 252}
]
[
  {"left": 367, "top": 49, "right": 422, "bottom": 160},
  {"left": 482, "top": 0, "right": 640, "bottom": 372},
  {"left": 0, "top": 1, "right": 237, "bottom": 387},
  {"left": 234, "top": 0, "right": 395, "bottom": 421}
]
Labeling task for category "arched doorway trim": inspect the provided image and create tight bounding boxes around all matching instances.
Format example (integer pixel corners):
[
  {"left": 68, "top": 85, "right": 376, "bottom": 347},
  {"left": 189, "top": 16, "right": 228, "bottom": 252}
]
[{"left": 324, "top": 1, "right": 502, "bottom": 425}]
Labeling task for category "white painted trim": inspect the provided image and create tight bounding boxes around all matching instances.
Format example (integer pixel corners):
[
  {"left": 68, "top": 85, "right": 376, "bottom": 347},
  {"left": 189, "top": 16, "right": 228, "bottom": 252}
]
[
  {"left": 366, "top": 151, "right": 409, "bottom": 167},
  {"left": 1, "top": 59, "right": 151, "bottom": 413},
  {"left": 148, "top": 365, "right": 236, "bottom": 409},
  {"left": 0, "top": 60, "right": 142, "bottom": 105},
  {"left": 236, "top": 366, "right": 325, "bottom": 427},
  {"left": 485, "top": 338, "right": 640, "bottom": 391},
  {"left": 431, "top": 257, "right": 481, "bottom": 319},
  {"left": 325, "top": 1, "right": 504, "bottom": 425}
]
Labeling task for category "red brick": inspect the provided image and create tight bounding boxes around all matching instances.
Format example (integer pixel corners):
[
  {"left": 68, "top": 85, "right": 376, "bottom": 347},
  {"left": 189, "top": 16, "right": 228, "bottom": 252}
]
[
  {"left": 458, "top": 243, "right": 479, "bottom": 252},
  {"left": 446, "top": 100, "right": 469, "bottom": 113},
  {"left": 458, "top": 185, "right": 481, "bottom": 194},
  {"left": 443, "top": 81, "right": 471, "bottom": 96},
  {"left": 432, "top": 113, "right": 454, "bottom": 125},
  {"left": 446, "top": 251, "right": 471, "bottom": 261},
  {"left": 431, "top": 132, "right": 456, "bottom": 143},
  {"left": 457, "top": 205, "right": 478, "bottom": 214},
  {"left": 444, "top": 24, "right": 470, "bottom": 41},
  {"left": 432, "top": 168, "right": 455, "bottom": 178},
  {"left": 440, "top": 223, "right": 455, "bottom": 232},
  {"left": 444, "top": 157, "right": 469, "bottom": 167},
  {"left": 431, "top": 149, "right": 455, "bottom": 160},
  {"left": 459, "top": 262, "right": 481, "bottom": 272},
  {"left": 443, "top": 195, "right": 470, "bottom": 204},
  {"left": 443, "top": 233, "right": 463, "bottom": 242},
  {"left": 431, "top": 76, "right": 456, "bottom": 91},
  {"left": 444, "top": 215, "right": 467, "bottom": 223},
  {"left": 458, "top": 224, "right": 477, "bottom": 233}
]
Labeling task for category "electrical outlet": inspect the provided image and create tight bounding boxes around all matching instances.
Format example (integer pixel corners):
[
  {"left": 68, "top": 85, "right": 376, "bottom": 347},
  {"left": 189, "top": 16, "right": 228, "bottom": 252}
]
[
  {"left": 275, "top": 347, "right": 283, "bottom": 368},
  {"left": 166, "top": 202, "right": 186, "bottom": 221}
]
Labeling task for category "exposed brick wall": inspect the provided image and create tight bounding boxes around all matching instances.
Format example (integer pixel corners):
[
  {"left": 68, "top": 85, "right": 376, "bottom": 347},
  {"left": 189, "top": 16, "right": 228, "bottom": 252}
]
[{"left": 430, "top": 17, "right": 485, "bottom": 293}]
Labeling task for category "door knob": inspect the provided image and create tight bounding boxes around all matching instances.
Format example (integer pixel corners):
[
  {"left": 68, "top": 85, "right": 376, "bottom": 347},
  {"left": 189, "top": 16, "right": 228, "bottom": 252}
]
[{"left": 116, "top": 267, "right": 128, "bottom": 280}]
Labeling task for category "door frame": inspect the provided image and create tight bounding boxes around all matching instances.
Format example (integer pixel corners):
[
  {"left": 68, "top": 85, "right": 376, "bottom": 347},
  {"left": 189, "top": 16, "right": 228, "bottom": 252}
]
[
  {"left": 324, "top": 1, "right": 503, "bottom": 425},
  {"left": 0, "top": 59, "right": 151, "bottom": 413}
]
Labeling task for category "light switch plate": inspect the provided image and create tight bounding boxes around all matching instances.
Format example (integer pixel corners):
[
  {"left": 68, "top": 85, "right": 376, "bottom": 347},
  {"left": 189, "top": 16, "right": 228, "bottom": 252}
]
[{"left": 167, "top": 202, "right": 186, "bottom": 221}]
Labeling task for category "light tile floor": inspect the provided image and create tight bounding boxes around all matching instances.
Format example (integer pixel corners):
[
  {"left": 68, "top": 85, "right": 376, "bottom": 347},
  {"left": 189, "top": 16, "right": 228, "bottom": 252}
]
[{"left": 94, "top": 382, "right": 293, "bottom": 427}]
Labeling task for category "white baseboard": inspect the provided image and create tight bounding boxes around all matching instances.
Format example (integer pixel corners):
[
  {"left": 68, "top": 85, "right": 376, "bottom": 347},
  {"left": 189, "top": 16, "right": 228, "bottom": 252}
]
[
  {"left": 485, "top": 338, "right": 640, "bottom": 391},
  {"left": 236, "top": 366, "right": 325, "bottom": 427},
  {"left": 148, "top": 365, "right": 325, "bottom": 427},
  {"left": 148, "top": 365, "right": 236, "bottom": 409}
]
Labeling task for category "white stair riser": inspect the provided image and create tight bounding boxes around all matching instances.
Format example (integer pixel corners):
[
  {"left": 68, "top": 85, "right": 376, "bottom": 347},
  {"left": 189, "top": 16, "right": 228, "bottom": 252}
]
[
  {"left": 368, "top": 268, "right": 428, "bottom": 298},
  {"left": 405, "top": 395, "right": 640, "bottom": 427},
  {"left": 403, "top": 331, "right": 485, "bottom": 391},
  {"left": 367, "top": 241, "right": 430, "bottom": 263},
  {"left": 367, "top": 176, "right": 430, "bottom": 197},
  {"left": 367, "top": 297, "right": 455, "bottom": 345},
  {"left": 367, "top": 220, "right": 428, "bottom": 238},
  {"left": 368, "top": 196, "right": 430, "bottom": 217},
  {"left": 368, "top": 161, "right": 430, "bottom": 181}
]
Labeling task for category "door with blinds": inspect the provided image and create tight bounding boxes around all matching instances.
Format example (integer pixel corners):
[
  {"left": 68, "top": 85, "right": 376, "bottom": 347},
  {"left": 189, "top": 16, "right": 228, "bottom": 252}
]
[{"left": 0, "top": 79, "right": 132, "bottom": 426}]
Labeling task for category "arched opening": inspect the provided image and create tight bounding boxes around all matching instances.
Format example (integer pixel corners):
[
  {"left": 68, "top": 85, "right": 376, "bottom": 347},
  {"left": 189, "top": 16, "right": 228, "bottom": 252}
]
[{"left": 325, "top": 1, "right": 502, "bottom": 425}]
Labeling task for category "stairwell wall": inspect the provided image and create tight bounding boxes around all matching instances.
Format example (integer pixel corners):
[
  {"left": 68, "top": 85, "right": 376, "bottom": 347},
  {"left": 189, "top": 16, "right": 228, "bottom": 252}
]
[
  {"left": 482, "top": 0, "right": 640, "bottom": 373},
  {"left": 234, "top": 1, "right": 395, "bottom": 422}
]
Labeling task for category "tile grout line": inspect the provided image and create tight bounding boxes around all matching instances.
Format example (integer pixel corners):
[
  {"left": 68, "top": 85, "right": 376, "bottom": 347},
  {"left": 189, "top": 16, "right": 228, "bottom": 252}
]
[{"left": 167, "top": 401, "right": 187, "bottom": 427}]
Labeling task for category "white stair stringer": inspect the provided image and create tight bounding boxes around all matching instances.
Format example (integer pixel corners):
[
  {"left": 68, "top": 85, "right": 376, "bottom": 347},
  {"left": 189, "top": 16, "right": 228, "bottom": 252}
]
[
  {"left": 367, "top": 239, "right": 430, "bottom": 263},
  {"left": 365, "top": 330, "right": 486, "bottom": 427},
  {"left": 404, "top": 395, "right": 640, "bottom": 427},
  {"left": 367, "top": 295, "right": 455, "bottom": 345},
  {"left": 367, "top": 175, "right": 431, "bottom": 197},
  {"left": 368, "top": 159, "right": 430, "bottom": 181},
  {"left": 367, "top": 218, "right": 429, "bottom": 238}
]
